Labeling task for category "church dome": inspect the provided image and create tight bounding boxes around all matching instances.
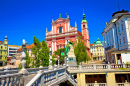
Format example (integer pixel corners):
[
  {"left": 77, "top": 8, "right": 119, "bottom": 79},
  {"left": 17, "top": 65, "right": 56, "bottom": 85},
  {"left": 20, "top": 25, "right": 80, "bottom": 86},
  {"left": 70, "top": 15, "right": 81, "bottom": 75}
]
[{"left": 96, "top": 38, "right": 102, "bottom": 44}]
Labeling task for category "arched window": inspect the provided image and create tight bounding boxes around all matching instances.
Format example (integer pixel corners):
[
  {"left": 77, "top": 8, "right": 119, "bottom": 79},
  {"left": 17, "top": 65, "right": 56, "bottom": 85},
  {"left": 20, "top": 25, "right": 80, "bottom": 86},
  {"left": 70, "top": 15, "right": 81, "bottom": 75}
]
[
  {"left": 59, "top": 27, "right": 62, "bottom": 33},
  {"left": 83, "top": 25, "right": 85, "bottom": 28}
]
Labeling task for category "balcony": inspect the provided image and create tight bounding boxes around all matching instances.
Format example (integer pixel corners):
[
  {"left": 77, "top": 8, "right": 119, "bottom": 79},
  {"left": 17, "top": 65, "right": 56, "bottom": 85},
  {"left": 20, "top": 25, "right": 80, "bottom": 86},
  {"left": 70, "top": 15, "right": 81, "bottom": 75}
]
[{"left": 105, "top": 45, "right": 114, "bottom": 50}]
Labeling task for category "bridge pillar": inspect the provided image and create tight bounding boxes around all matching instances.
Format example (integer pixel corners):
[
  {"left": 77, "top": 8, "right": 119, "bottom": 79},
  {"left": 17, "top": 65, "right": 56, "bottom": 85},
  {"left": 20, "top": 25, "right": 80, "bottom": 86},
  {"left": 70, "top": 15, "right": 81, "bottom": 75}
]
[
  {"left": 77, "top": 73, "right": 86, "bottom": 86},
  {"left": 106, "top": 73, "right": 116, "bottom": 86}
]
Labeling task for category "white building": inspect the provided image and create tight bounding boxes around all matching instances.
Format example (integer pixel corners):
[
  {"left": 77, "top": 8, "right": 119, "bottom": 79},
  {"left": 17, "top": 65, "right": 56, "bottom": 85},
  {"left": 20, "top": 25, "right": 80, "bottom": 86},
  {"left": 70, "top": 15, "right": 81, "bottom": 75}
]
[
  {"left": 102, "top": 10, "right": 130, "bottom": 64},
  {"left": 8, "top": 45, "right": 21, "bottom": 57}
]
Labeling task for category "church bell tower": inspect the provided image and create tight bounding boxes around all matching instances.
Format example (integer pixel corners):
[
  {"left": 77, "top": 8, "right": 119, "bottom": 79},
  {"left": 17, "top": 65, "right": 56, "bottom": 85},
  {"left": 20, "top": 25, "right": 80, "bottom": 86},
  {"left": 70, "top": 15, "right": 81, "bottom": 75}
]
[{"left": 81, "top": 11, "right": 90, "bottom": 55}]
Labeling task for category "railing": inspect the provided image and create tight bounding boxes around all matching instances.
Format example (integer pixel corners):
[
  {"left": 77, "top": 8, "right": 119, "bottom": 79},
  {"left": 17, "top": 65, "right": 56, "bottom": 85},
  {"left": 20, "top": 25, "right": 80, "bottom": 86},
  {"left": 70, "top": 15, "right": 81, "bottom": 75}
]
[
  {"left": 116, "top": 83, "right": 130, "bottom": 86},
  {"left": 26, "top": 67, "right": 77, "bottom": 86},
  {"left": 105, "top": 45, "right": 114, "bottom": 50},
  {"left": 0, "top": 67, "right": 18, "bottom": 71},
  {"left": 26, "top": 67, "right": 48, "bottom": 74},
  {"left": 0, "top": 70, "right": 19, "bottom": 76},
  {"left": 68, "top": 63, "right": 130, "bottom": 72},
  {"left": 86, "top": 81, "right": 107, "bottom": 86},
  {"left": 0, "top": 67, "right": 48, "bottom": 75},
  {"left": 116, "top": 80, "right": 130, "bottom": 86},
  {"left": 0, "top": 73, "right": 23, "bottom": 86}
]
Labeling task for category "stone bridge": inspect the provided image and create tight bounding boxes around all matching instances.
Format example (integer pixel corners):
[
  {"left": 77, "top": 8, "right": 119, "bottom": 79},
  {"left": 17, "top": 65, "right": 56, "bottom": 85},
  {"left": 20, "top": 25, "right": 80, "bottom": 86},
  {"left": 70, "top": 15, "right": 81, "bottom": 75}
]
[{"left": 0, "top": 40, "right": 130, "bottom": 86}]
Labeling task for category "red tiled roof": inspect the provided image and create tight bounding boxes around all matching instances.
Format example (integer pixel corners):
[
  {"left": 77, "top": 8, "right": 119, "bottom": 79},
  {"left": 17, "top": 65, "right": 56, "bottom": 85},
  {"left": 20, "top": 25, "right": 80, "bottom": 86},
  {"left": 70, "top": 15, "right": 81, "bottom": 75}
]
[
  {"left": 17, "top": 48, "right": 22, "bottom": 52},
  {"left": 17, "top": 42, "right": 42, "bottom": 52},
  {"left": 90, "top": 43, "right": 93, "bottom": 46},
  {"left": 0, "top": 41, "right": 2, "bottom": 43},
  {"left": 7, "top": 56, "right": 13, "bottom": 59},
  {"left": 77, "top": 31, "right": 82, "bottom": 35}
]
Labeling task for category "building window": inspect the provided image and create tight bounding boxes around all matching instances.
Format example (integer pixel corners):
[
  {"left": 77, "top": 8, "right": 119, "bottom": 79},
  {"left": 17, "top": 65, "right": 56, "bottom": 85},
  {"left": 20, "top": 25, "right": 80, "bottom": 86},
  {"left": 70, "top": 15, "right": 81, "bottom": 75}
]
[
  {"left": 59, "top": 27, "right": 62, "bottom": 33},
  {"left": 83, "top": 25, "right": 85, "bottom": 28},
  {"left": 120, "top": 39, "right": 121, "bottom": 44},
  {"left": 69, "top": 58, "right": 73, "bottom": 61},
  {"left": 0, "top": 55, "right": 2, "bottom": 59},
  {"left": 121, "top": 24, "right": 123, "bottom": 30},
  {"left": 5, "top": 45, "right": 6, "bottom": 49},
  {"left": 118, "top": 26, "right": 120, "bottom": 32},
  {"left": 64, "top": 45, "right": 65, "bottom": 48},
  {"left": 123, "top": 37, "right": 125, "bottom": 43}
]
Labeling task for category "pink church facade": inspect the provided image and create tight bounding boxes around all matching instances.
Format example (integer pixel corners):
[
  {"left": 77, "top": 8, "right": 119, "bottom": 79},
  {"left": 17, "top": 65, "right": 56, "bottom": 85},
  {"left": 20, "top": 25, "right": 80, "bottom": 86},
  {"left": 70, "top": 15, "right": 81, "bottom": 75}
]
[{"left": 45, "top": 12, "right": 90, "bottom": 56}]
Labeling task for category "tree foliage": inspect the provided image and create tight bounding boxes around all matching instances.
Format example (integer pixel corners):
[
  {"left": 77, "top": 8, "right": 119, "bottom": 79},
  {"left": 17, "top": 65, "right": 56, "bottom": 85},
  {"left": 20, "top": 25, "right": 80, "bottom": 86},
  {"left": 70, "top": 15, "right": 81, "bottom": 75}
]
[
  {"left": 74, "top": 36, "right": 89, "bottom": 65},
  {"left": 53, "top": 48, "right": 65, "bottom": 65},
  {"left": 38, "top": 40, "right": 49, "bottom": 67},
  {"left": 31, "top": 36, "right": 49, "bottom": 67},
  {"left": 25, "top": 49, "right": 31, "bottom": 68}
]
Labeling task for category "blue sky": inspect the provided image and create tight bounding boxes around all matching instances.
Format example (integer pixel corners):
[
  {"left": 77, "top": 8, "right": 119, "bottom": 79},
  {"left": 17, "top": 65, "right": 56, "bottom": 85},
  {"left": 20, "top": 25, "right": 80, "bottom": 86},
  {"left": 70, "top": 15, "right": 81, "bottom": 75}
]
[{"left": 0, "top": 0, "right": 130, "bottom": 45}]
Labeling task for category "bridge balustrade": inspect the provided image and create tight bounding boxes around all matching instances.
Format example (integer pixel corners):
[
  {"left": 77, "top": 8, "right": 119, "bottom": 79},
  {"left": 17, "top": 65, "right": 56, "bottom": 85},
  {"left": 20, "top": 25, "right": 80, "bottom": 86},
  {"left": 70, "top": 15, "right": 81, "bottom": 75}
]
[
  {"left": 0, "top": 73, "right": 23, "bottom": 86},
  {"left": 26, "top": 67, "right": 77, "bottom": 86},
  {"left": 0, "top": 70, "right": 19, "bottom": 75},
  {"left": 69, "top": 63, "right": 130, "bottom": 72}
]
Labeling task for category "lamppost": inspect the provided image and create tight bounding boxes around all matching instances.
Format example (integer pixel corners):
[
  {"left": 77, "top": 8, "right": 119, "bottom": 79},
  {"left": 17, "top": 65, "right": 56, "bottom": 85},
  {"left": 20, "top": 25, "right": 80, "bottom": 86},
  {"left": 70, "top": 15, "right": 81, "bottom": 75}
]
[
  {"left": 58, "top": 56, "right": 60, "bottom": 68},
  {"left": 19, "top": 39, "right": 28, "bottom": 73}
]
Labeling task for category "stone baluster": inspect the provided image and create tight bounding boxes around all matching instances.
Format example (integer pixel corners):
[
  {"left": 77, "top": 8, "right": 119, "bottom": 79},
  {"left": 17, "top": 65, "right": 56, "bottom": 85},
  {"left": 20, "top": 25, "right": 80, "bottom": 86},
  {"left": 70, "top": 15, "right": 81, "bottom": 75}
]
[
  {"left": 56, "top": 70, "right": 58, "bottom": 80},
  {"left": 19, "top": 39, "right": 29, "bottom": 86},
  {"left": 94, "top": 81, "right": 99, "bottom": 86},
  {"left": 4, "top": 67, "right": 9, "bottom": 74},
  {"left": 93, "top": 64, "right": 96, "bottom": 70},
  {"left": 108, "top": 62, "right": 111, "bottom": 69},
  {"left": 125, "top": 80, "right": 129, "bottom": 86},
  {"left": 63, "top": 64, "right": 66, "bottom": 68},
  {"left": 123, "top": 62, "right": 126, "bottom": 68},
  {"left": 79, "top": 62, "right": 82, "bottom": 70},
  {"left": 64, "top": 64, "right": 67, "bottom": 76},
  {"left": 54, "top": 64, "right": 57, "bottom": 70}
]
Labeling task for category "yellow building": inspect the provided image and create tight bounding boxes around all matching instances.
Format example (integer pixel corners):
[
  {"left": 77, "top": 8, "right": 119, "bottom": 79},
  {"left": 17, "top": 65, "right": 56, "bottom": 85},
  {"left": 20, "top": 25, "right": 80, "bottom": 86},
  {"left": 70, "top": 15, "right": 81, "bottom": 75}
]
[
  {"left": 0, "top": 36, "right": 8, "bottom": 66},
  {"left": 90, "top": 38, "right": 105, "bottom": 60}
]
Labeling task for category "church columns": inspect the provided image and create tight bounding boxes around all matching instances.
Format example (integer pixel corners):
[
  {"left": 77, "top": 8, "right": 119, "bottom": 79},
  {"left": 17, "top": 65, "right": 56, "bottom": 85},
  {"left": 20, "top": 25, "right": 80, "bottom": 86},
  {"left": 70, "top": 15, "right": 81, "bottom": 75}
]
[
  {"left": 52, "top": 42, "right": 54, "bottom": 53},
  {"left": 55, "top": 26, "right": 56, "bottom": 34},
  {"left": 68, "top": 22, "right": 70, "bottom": 31},
  {"left": 65, "top": 22, "right": 66, "bottom": 32},
  {"left": 55, "top": 41, "right": 56, "bottom": 51},
  {"left": 52, "top": 25, "right": 54, "bottom": 34},
  {"left": 52, "top": 39, "right": 56, "bottom": 53}
]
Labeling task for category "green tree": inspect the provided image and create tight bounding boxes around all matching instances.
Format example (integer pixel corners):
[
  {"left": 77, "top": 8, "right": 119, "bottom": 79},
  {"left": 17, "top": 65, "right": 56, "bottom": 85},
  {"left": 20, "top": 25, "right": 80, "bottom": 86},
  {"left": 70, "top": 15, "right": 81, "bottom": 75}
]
[
  {"left": 53, "top": 48, "right": 65, "bottom": 65},
  {"left": 32, "top": 36, "right": 50, "bottom": 67},
  {"left": 38, "top": 40, "right": 49, "bottom": 67},
  {"left": 31, "top": 36, "right": 41, "bottom": 67},
  {"left": 25, "top": 49, "right": 30, "bottom": 68},
  {"left": 74, "top": 36, "right": 89, "bottom": 65},
  {"left": 52, "top": 54, "right": 56, "bottom": 65}
]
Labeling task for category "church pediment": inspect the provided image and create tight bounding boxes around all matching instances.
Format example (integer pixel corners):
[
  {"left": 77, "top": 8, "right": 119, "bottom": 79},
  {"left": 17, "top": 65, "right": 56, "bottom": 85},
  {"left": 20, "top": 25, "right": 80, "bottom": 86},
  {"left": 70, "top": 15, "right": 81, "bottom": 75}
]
[{"left": 52, "top": 18, "right": 69, "bottom": 24}]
